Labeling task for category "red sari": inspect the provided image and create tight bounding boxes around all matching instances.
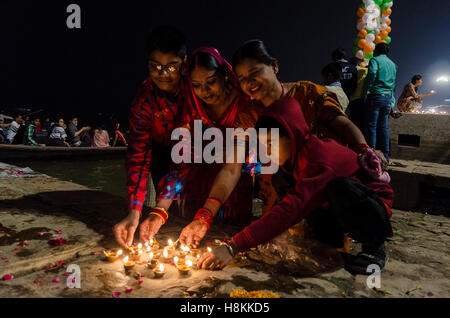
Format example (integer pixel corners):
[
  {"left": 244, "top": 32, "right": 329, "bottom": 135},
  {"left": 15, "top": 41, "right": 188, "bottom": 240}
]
[{"left": 158, "top": 47, "right": 263, "bottom": 225}]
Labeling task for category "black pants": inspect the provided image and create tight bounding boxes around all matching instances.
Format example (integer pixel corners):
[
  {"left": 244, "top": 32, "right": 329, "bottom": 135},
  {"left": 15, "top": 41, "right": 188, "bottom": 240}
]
[
  {"left": 306, "top": 177, "right": 392, "bottom": 248},
  {"left": 347, "top": 98, "right": 365, "bottom": 133}
]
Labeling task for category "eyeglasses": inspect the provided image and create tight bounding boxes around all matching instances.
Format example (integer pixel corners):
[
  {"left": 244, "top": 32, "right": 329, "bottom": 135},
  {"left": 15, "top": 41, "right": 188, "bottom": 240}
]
[{"left": 148, "top": 61, "right": 181, "bottom": 74}]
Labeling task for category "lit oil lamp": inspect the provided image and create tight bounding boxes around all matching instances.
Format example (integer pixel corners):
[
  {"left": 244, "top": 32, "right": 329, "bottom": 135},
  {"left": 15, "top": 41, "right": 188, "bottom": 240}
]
[
  {"left": 103, "top": 249, "right": 123, "bottom": 262},
  {"left": 149, "top": 238, "right": 160, "bottom": 251},
  {"left": 162, "top": 247, "right": 174, "bottom": 263},
  {"left": 190, "top": 249, "right": 202, "bottom": 258},
  {"left": 153, "top": 263, "right": 166, "bottom": 278},
  {"left": 129, "top": 247, "right": 142, "bottom": 261},
  {"left": 147, "top": 252, "right": 158, "bottom": 269},
  {"left": 177, "top": 245, "right": 190, "bottom": 259},
  {"left": 123, "top": 256, "right": 135, "bottom": 271},
  {"left": 176, "top": 259, "right": 192, "bottom": 276}
]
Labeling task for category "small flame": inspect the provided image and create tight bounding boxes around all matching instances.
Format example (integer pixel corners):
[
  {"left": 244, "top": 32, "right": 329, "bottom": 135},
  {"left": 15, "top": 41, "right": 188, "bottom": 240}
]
[
  {"left": 144, "top": 242, "right": 149, "bottom": 247},
  {"left": 186, "top": 260, "right": 193, "bottom": 267},
  {"left": 207, "top": 247, "right": 212, "bottom": 253},
  {"left": 123, "top": 256, "right": 129, "bottom": 263},
  {"left": 159, "top": 264, "right": 164, "bottom": 272},
  {"left": 174, "top": 256, "right": 179, "bottom": 263},
  {"left": 197, "top": 254, "right": 201, "bottom": 259},
  {"left": 147, "top": 246, "right": 151, "bottom": 252},
  {"left": 149, "top": 252, "right": 154, "bottom": 260},
  {"left": 163, "top": 248, "right": 168, "bottom": 258},
  {"left": 117, "top": 249, "right": 123, "bottom": 256},
  {"left": 137, "top": 243, "right": 143, "bottom": 249},
  {"left": 168, "top": 239, "right": 174, "bottom": 247},
  {"left": 150, "top": 238, "right": 154, "bottom": 246},
  {"left": 139, "top": 250, "right": 143, "bottom": 255}
]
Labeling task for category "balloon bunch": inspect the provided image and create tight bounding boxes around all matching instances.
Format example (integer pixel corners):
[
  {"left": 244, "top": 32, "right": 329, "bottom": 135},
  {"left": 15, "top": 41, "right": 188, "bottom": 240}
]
[{"left": 353, "top": 0, "right": 393, "bottom": 66}]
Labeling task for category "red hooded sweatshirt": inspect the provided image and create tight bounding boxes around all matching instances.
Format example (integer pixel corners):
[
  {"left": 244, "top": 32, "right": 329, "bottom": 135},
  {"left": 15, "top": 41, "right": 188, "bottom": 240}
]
[{"left": 232, "top": 97, "right": 393, "bottom": 252}]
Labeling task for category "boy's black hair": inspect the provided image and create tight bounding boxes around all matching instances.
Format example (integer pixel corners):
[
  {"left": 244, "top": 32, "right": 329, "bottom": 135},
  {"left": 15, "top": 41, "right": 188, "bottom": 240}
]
[
  {"left": 146, "top": 26, "right": 187, "bottom": 58},
  {"left": 332, "top": 48, "right": 347, "bottom": 61},
  {"left": 255, "top": 116, "right": 290, "bottom": 139},
  {"left": 321, "top": 62, "right": 342, "bottom": 82}
]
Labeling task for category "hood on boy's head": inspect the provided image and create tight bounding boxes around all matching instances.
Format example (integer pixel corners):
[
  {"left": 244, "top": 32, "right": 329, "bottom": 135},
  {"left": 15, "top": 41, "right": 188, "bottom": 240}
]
[{"left": 257, "top": 97, "right": 311, "bottom": 158}]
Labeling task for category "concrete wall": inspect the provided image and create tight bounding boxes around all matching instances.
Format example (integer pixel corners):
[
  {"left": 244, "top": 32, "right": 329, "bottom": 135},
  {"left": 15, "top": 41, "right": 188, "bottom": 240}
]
[{"left": 389, "top": 113, "right": 450, "bottom": 164}]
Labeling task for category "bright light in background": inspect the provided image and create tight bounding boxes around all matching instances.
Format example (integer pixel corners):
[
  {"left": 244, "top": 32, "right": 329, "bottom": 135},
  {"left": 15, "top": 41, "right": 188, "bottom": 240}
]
[{"left": 436, "top": 76, "right": 449, "bottom": 83}]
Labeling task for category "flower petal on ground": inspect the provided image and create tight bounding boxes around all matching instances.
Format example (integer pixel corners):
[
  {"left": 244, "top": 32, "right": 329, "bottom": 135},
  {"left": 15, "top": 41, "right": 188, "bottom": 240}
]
[
  {"left": 52, "top": 278, "right": 61, "bottom": 283},
  {"left": 113, "top": 292, "right": 121, "bottom": 298},
  {"left": 125, "top": 288, "right": 133, "bottom": 293},
  {"left": 2, "top": 274, "right": 13, "bottom": 281}
]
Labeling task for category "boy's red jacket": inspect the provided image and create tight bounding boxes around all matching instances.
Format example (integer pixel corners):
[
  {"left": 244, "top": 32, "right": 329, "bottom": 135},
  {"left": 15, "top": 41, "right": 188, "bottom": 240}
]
[
  {"left": 126, "top": 78, "right": 184, "bottom": 213},
  {"left": 232, "top": 97, "right": 394, "bottom": 252}
]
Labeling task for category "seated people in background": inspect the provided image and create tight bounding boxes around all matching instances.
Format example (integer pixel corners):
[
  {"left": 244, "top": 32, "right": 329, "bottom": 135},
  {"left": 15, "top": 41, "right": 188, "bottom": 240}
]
[
  {"left": 322, "top": 62, "right": 349, "bottom": 112},
  {"left": 332, "top": 48, "right": 357, "bottom": 98},
  {"left": 67, "top": 117, "right": 91, "bottom": 147},
  {"left": 48, "top": 118, "right": 70, "bottom": 147},
  {"left": 397, "top": 74, "right": 436, "bottom": 112},
  {"left": 0, "top": 118, "right": 6, "bottom": 143},
  {"left": 24, "top": 118, "right": 40, "bottom": 146},
  {"left": 6, "top": 114, "right": 24, "bottom": 144},
  {"left": 112, "top": 123, "right": 128, "bottom": 147},
  {"left": 41, "top": 118, "right": 51, "bottom": 134},
  {"left": 92, "top": 125, "right": 110, "bottom": 148},
  {"left": 198, "top": 98, "right": 394, "bottom": 275}
]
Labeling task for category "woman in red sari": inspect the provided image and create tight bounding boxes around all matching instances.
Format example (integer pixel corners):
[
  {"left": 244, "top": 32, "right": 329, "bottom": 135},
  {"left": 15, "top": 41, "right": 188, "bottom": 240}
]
[{"left": 138, "top": 47, "right": 263, "bottom": 243}]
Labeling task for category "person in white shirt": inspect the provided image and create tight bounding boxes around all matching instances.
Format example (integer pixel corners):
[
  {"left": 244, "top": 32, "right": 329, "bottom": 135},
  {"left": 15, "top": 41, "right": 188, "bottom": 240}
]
[
  {"left": 48, "top": 118, "right": 70, "bottom": 147},
  {"left": 322, "top": 62, "right": 349, "bottom": 113},
  {"left": 5, "top": 115, "right": 23, "bottom": 144}
]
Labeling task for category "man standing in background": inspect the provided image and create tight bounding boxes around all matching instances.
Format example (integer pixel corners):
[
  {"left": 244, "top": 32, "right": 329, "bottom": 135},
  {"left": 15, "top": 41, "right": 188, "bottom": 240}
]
[{"left": 363, "top": 43, "right": 397, "bottom": 162}]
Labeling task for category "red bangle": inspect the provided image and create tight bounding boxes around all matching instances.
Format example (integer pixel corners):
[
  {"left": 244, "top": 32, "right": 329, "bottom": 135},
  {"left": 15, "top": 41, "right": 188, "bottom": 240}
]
[
  {"left": 194, "top": 208, "right": 214, "bottom": 229},
  {"left": 206, "top": 197, "right": 223, "bottom": 206},
  {"left": 149, "top": 207, "right": 168, "bottom": 224},
  {"left": 353, "top": 143, "right": 370, "bottom": 154}
]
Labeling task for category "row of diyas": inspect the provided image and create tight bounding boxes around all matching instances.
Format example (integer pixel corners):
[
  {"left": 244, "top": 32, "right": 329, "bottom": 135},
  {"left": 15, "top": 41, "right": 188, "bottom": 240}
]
[{"left": 105, "top": 239, "right": 213, "bottom": 278}]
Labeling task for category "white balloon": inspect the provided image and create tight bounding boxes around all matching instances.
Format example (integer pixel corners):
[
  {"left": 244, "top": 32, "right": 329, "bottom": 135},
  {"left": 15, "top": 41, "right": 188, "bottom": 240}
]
[
  {"left": 373, "top": 8, "right": 380, "bottom": 17},
  {"left": 375, "top": 28, "right": 381, "bottom": 35},
  {"left": 370, "top": 42, "right": 375, "bottom": 50},
  {"left": 365, "top": 34, "right": 375, "bottom": 42},
  {"left": 366, "top": 4, "right": 376, "bottom": 12},
  {"left": 362, "top": 14, "right": 371, "bottom": 22},
  {"left": 356, "top": 50, "right": 364, "bottom": 59},
  {"left": 381, "top": 16, "right": 389, "bottom": 23},
  {"left": 389, "top": 1, "right": 393, "bottom": 8},
  {"left": 357, "top": 22, "right": 365, "bottom": 31},
  {"left": 380, "top": 23, "right": 388, "bottom": 30}
]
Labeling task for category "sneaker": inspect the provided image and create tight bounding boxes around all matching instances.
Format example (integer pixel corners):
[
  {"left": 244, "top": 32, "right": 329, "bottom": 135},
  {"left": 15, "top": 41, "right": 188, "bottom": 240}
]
[{"left": 344, "top": 243, "right": 387, "bottom": 275}]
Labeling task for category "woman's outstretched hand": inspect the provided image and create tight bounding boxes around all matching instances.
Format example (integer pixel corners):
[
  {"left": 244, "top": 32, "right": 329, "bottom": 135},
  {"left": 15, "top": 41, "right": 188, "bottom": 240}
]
[
  {"left": 139, "top": 214, "right": 164, "bottom": 243},
  {"left": 113, "top": 209, "right": 140, "bottom": 248},
  {"left": 197, "top": 245, "right": 233, "bottom": 270},
  {"left": 179, "top": 220, "right": 208, "bottom": 248}
]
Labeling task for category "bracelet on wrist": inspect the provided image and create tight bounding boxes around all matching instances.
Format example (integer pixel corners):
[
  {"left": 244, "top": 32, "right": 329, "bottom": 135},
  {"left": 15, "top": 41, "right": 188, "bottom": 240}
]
[
  {"left": 149, "top": 207, "right": 168, "bottom": 225},
  {"left": 194, "top": 207, "right": 214, "bottom": 229}
]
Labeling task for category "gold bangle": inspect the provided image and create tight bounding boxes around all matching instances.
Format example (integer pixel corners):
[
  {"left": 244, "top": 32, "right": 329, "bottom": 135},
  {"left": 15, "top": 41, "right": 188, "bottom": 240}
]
[{"left": 149, "top": 212, "right": 166, "bottom": 224}]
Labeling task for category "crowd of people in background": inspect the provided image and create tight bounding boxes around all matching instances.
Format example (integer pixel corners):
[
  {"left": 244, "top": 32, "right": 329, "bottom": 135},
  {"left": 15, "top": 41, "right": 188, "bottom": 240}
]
[{"left": 0, "top": 115, "right": 129, "bottom": 148}]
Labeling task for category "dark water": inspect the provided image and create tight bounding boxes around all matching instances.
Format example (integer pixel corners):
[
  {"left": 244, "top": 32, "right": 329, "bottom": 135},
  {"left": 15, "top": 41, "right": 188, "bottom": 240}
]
[{"left": 4, "top": 158, "right": 127, "bottom": 198}]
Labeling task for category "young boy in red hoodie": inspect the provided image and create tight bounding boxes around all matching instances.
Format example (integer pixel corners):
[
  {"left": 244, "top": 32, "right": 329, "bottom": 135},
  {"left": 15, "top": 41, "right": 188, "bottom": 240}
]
[{"left": 199, "top": 97, "right": 394, "bottom": 275}]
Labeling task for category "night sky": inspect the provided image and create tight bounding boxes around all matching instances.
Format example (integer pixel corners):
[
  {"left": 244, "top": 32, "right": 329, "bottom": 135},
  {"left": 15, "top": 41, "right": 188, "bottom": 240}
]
[{"left": 1, "top": 0, "right": 449, "bottom": 123}]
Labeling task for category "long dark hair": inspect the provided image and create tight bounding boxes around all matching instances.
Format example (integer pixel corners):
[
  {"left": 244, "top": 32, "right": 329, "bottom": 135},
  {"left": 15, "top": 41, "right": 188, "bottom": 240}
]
[{"left": 232, "top": 40, "right": 277, "bottom": 68}]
